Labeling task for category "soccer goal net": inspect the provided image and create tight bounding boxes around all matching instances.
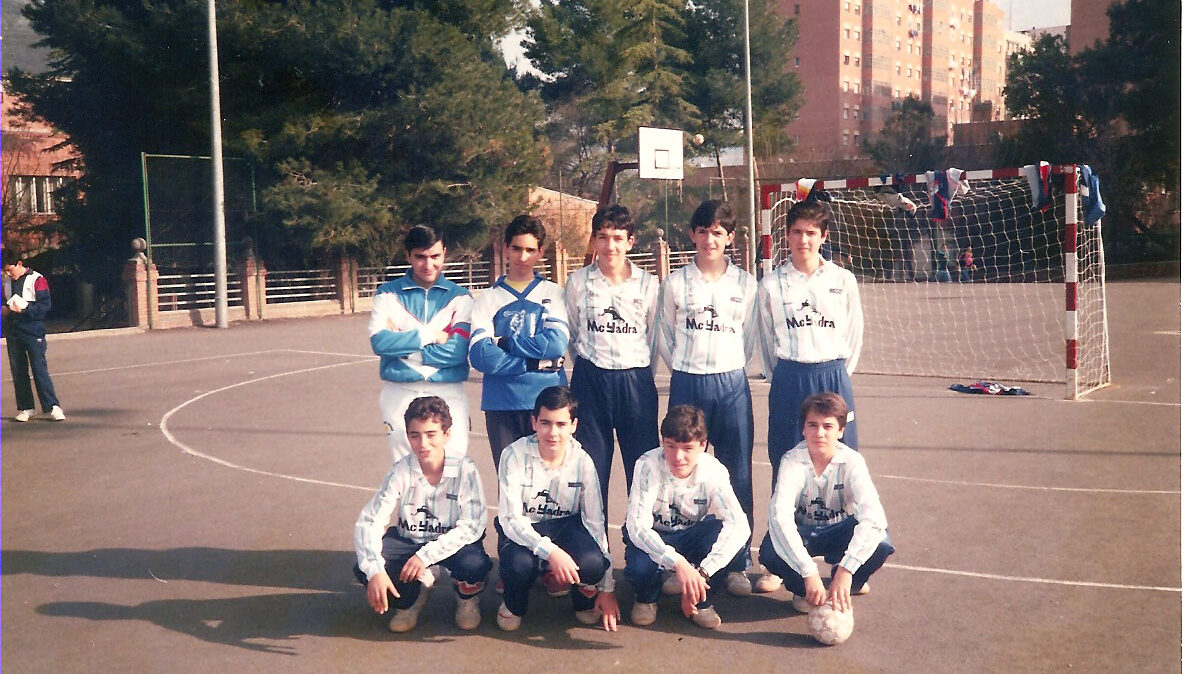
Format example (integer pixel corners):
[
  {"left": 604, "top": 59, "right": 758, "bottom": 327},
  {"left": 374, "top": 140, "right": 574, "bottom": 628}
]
[{"left": 758, "top": 166, "right": 1111, "bottom": 400}]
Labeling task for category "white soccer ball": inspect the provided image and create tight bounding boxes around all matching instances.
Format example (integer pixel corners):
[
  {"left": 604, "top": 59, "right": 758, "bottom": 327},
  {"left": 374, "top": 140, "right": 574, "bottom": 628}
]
[
  {"left": 807, "top": 602, "right": 854, "bottom": 645},
  {"left": 692, "top": 133, "right": 705, "bottom": 146}
]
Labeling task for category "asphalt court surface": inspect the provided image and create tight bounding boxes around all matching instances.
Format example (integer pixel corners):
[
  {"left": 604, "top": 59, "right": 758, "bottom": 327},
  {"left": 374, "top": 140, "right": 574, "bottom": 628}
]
[{"left": 1, "top": 280, "right": 1180, "bottom": 673}]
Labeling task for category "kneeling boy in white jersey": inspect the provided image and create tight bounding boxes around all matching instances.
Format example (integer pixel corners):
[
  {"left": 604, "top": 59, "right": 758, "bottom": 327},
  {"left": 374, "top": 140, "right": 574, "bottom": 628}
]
[
  {"left": 759, "top": 393, "right": 894, "bottom": 614},
  {"left": 494, "top": 386, "right": 620, "bottom": 632},
  {"left": 624, "top": 405, "right": 750, "bottom": 629},
  {"left": 353, "top": 397, "right": 492, "bottom": 632}
]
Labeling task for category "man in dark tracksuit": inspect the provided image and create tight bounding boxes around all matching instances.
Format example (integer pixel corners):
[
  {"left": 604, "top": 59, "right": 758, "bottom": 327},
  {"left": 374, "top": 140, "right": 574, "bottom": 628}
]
[{"left": 3, "top": 252, "right": 65, "bottom": 422}]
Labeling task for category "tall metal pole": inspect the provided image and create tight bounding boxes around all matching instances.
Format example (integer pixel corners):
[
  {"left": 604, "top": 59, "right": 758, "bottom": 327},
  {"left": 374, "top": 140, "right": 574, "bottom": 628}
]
[
  {"left": 207, "top": 0, "right": 229, "bottom": 328},
  {"left": 742, "top": 0, "right": 758, "bottom": 276}
]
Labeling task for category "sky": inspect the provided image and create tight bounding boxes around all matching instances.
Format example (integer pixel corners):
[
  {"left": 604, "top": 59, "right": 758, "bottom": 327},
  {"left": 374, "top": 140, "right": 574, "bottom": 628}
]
[{"left": 988, "top": 0, "right": 1072, "bottom": 31}]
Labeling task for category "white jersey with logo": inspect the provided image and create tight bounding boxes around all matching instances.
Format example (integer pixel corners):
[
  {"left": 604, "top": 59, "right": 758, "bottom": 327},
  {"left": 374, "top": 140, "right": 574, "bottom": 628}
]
[
  {"left": 497, "top": 434, "right": 614, "bottom": 591},
  {"left": 656, "top": 259, "right": 759, "bottom": 374},
  {"left": 625, "top": 447, "right": 750, "bottom": 576},
  {"left": 564, "top": 261, "right": 659, "bottom": 370},
  {"left": 758, "top": 257, "right": 863, "bottom": 377},
  {"left": 767, "top": 441, "right": 888, "bottom": 578},
  {"left": 354, "top": 455, "right": 487, "bottom": 580}
]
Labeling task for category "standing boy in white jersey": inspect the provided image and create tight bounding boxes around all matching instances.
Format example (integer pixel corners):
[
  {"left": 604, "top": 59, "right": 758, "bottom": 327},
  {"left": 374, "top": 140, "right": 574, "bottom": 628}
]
[
  {"left": 565, "top": 204, "right": 660, "bottom": 511},
  {"left": 656, "top": 200, "right": 759, "bottom": 597},
  {"left": 759, "top": 393, "right": 893, "bottom": 613},
  {"left": 758, "top": 199, "right": 863, "bottom": 467},
  {"left": 624, "top": 405, "right": 749, "bottom": 629},
  {"left": 494, "top": 386, "right": 620, "bottom": 632},
  {"left": 353, "top": 397, "right": 492, "bottom": 632},
  {"left": 470, "top": 215, "right": 570, "bottom": 465},
  {"left": 370, "top": 226, "right": 473, "bottom": 462}
]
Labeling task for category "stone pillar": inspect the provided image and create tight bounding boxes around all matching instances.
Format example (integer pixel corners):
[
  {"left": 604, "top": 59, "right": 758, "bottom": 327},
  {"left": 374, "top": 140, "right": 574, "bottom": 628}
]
[
  {"left": 653, "top": 232, "right": 671, "bottom": 281},
  {"left": 547, "top": 241, "right": 569, "bottom": 284},
  {"left": 122, "top": 254, "right": 158, "bottom": 329},
  {"left": 237, "top": 252, "right": 266, "bottom": 320},
  {"left": 335, "top": 253, "right": 358, "bottom": 314}
]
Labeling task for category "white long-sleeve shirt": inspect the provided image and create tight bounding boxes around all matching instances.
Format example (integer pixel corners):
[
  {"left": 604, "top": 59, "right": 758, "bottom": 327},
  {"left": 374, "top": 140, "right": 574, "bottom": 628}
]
[
  {"left": 497, "top": 434, "right": 615, "bottom": 591},
  {"left": 657, "top": 260, "right": 759, "bottom": 374},
  {"left": 768, "top": 442, "right": 887, "bottom": 578},
  {"left": 354, "top": 455, "right": 487, "bottom": 580},
  {"left": 758, "top": 257, "right": 863, "bottom": 378},
  {"left": 625, "top": 448, "right": 750, "bottom": 577},
  {"left": 564, "top": 261, "right": 659, "bottom": 370}
]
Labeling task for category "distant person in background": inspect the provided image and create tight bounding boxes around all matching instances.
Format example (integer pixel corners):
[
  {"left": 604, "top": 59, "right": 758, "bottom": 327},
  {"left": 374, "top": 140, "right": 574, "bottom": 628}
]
[
  {"left": 959, "top": 246, "right": 976, "bottom": 283},
  {"left": 2, "top": 251, "right": 65, "bottom": 422},
  {"left": 934, "top": 244, "right": 953, "bottom": 283},
  {"left": 370, "top": 226, "right": 473, "bottom": 462}
]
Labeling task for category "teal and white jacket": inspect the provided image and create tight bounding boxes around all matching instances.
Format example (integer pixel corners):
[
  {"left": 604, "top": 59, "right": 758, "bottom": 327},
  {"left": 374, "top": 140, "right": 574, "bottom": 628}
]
[{"left": 369, "top": 272, "right": 472, "bottom": 384}]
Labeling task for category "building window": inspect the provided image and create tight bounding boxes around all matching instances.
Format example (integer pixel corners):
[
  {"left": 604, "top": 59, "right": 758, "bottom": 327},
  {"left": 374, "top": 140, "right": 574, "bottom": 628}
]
[
  {"left": 896, "top": 64, "right": 901, "bottom": 75},
  {"left": 794, "top": 3, "right": 800, "bottom": 15},
  {"left": 843, "top": 54, "right": 851, "bottom": 65},
  {"left": 854, "top": 4, "right": 860, "bottom": 13},
  {"left": 853, "top": 56, "right": 860, "bottom": 66},
  {"left": 843, "top": 79, "right": 850, "bottom": 92},
  {"left": 794, "top": 56, "right": 801, "bottom": 68},
  {"left": 854, "top": 82, "right": 860, "bottom": 94},
  {"left": 845, "top": 27, "right": 851, "bottom": 39},
  {"left": 907, "top": 66, "right": 913, "bottom": 77},
  {"left": 854, "top": 30, "right": 860, "bottom": 40},
  {"left": 843, "top": 106, "right": 850, "bottom": 119},
  {"left": 843, "top": 132, "right": 850, "bottom": 147},
  {"left": 9, "top": 176, "right": 66, "bottom": 215}
]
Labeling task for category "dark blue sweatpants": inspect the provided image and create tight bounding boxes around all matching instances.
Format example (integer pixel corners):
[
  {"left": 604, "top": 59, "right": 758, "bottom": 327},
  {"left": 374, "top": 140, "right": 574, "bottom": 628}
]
[
  {"left": 767, "top": 359, "right": 858, "bottom": 484},
  {"left": 495, "top": 516, "right": 610, "bottom": 617},
  {"left": 570, "top": 356, "right": 659, "bottom": 511},
  {"left": 668, "top": 368, "right": 754, "bottom": 556},
  {"left": 758, "top": 516, "right": 893, "bottom": 597},
  {"left": 352, "top": 529, "right": 492, "bottom": 609},
  {"left": 622, "top": 518, "right": 746, "bottom": 605}
]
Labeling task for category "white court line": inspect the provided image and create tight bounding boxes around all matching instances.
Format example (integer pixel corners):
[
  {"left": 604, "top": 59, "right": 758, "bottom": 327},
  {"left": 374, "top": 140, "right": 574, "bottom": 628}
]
[
  {"left": 881, "top": 562, "right": 1181, "bottom": 593},
  {"left": 160, "top": 359, "right": 377, "bottom": 493},
  {"left": 156, "top": 360, "right": 1181, "bottom": 594},
  {"left": 875, "top": 473, "right": 1179, "bottom": 495},
  {"left": 13, "top": 350, "right": 284, "bottom": 379}
]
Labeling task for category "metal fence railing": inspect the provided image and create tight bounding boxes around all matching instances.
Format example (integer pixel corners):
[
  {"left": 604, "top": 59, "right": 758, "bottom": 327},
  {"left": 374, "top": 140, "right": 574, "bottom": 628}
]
[
  {"left": 264, "top": 268, "right": 337, "bottom": 304},
  {"left": 157, "top": 272, "right": 243, "bottom": 311},
  {"left": 358, "top": 260, "right": 494, "bottom": 298}
]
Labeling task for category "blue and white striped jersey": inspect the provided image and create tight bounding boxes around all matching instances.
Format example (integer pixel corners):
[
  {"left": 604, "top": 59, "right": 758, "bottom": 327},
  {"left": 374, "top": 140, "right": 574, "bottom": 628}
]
[
  {"left": 767, "top": 442, "right": 888, "bottom": 578},
  {"left": 497, "top": 434, "right": 615, "bottom": 591},
  {"left": 368, "top": 272, "right": 473, "bottom": 384},
  {"left": 757, "top": 258, "right": 863, "bottom": 378},
  {"left": 656, "top": 260, "right": 759, "bottom": 374},
  {"left": 354, "top": 455, "right": 487, "bottom": 580},
  {"left": 564, "top": 261, "right": 659, "bottom": 370},
  {"left": 470, "top": 274, "right": 570, "bottom": 411},
  {"left": 625, "top": 447, "right": 750, "bottom": 577}
]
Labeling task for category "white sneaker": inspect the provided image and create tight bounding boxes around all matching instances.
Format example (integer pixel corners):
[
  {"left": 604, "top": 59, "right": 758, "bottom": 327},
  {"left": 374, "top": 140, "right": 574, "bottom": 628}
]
[
  {"left": 856, "top": 580, "right": 871, "bottom": 595},
  {"left": 388, "top": 587, "right": 430, "bottom": 633},
  {"left": 691, "top": 605, "right": 722, "bottom": 629},
  {"left": 574, "top": 608, "right": 599, "bottom": 625},
  {"left": 726, "top": 571, "right": 752, "bottom": 597},
  {"left": 49, "top": 406, "right": 66, "bottom": 421},
  {"left": 753, "top": 572, "right": 783, "bottom": 594},
  {"left": 661, "top": 573, "right": 681, "bottom": 596},
  {"left": 496, "top": 601, "right": 522, "bottom": 632},
  {"left": 454, "top": 594, "right": 481, "bottom": 630},
  {"left": 13, "top": 409, "right": 35, "bottom": 422},
  {"left": 790, "top": 595, "right": 812, "bottom": 613},
  {"left": 631, "top": 601, "right": 658, "bottom": 626}
]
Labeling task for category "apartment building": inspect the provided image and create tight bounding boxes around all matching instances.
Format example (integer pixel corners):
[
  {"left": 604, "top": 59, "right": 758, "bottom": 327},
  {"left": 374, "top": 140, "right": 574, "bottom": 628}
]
[{"left": 780, "top": 0, "right": 1018, "bottom": 160}]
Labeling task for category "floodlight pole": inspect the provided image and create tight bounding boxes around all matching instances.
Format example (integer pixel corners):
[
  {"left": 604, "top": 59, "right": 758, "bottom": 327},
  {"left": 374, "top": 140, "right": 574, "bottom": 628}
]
[
  {"left": 207, "top": 0, "right": 229, "bottom": 328},
  {"left": 742, "top": 0, "right": 758, "bottom": 277}
]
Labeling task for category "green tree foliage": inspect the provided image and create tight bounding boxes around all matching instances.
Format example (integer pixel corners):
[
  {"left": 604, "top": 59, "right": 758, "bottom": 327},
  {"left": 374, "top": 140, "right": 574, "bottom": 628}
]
[
  {"left": 998, "top": 2, "right": 1180, "bottom": 261},
  {"left": 863, "top": 95, "right": 945, "bottom": 174},
  {"left": 522, "top": 0, "right": 800, "bottom": 236},
  {"left": 6, "top": 0, "right": 545, "bottom": 280}
]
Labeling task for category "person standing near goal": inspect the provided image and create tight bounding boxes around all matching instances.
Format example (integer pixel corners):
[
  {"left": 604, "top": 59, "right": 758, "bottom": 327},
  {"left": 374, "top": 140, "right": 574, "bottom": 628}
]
[
  {"left": 756, "top": 200, "right": 863, "bottom": 593},
  {"left": 656, "top": 199, "right": 759, "bottom": 598},
  {"left": 370, "top": 226, "right": 473, "bottom": 462},
  {"left": 564, "top": 204, "right": 661, "bottom": 514}
]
